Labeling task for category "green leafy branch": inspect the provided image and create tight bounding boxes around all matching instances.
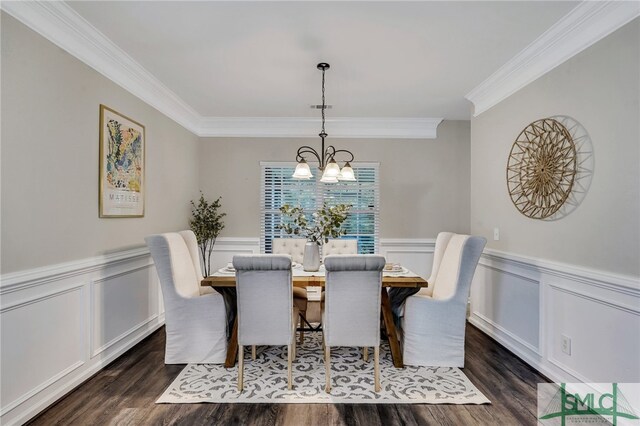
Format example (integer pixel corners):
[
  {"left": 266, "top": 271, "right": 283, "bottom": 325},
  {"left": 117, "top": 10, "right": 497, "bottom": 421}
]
[
  {"left": 189, "top": 193, "right": 226, "bottom": 277},
  {"left": 278, "top": 203, "right": 351, "bottom": 244}
]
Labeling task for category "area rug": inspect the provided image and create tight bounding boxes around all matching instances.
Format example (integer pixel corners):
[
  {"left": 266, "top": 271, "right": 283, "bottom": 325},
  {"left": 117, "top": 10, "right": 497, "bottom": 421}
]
[{"left": 157, "top": 333, "right": 490, "bottom": 404}]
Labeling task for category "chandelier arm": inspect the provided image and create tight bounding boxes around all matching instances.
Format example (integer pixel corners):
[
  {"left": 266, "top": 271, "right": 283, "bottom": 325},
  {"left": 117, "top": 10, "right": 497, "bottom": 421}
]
[
  {"left": 324, "top": 145, "right": 337, "bottom": 162},
  {"left": 296, "top": 146, "right": 322, "bottom": 164},
  {"left": 326, "top": 147, "right": 355, "bottom": 163}
]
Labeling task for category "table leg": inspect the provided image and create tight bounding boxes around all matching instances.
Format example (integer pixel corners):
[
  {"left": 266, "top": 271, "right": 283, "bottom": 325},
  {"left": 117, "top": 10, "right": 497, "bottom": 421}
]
[
  {"left": 225, "top": 316, "right": 239, "bottom": 368},
  {"left": 380, "top": 287, "right": 404, "bottom": 368}
]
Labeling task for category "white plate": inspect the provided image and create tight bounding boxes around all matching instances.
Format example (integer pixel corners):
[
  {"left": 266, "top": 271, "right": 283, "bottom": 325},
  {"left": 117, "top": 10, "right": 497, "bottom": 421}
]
[
  {"left": 217, "top": 267, "right": 235, "bottom": 274},
  {"left": 385, "top": 267, "right": 409, "bottom": 275}
]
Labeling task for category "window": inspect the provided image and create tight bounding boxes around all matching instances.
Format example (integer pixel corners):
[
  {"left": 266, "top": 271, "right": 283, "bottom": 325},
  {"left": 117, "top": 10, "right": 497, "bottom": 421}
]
[{"left": 261, "top": 162, "right": 379, "bottom": 255}]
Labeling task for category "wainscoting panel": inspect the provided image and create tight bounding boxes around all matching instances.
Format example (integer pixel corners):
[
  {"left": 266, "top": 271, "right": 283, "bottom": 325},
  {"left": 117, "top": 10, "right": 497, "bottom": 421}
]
[
  {"left": 91, "top": 266, "right": 159, "bottom": 357},
  {"left": 208, "top": 237, "right": 261, "bottom": 272},
  {"left": 470, "top": 259, "right": 540, "bottom": 354},
  {"left": 546, "top": 282, "right": 640, "bottom": 383},
  {"left": 0, "top": 285, "right": 85, "bottom": 417},
  {"left": 469, "top": 248, "right": 640, "bottom": 385},
  {"left": 0, "top": 247, "right": 163, "bottom": 426},
  {"left": 0, "top": 237, "right": 264, "bottom": 425},
  {"left": 379, "top": 239, "right": 435, "bottom": 279}
]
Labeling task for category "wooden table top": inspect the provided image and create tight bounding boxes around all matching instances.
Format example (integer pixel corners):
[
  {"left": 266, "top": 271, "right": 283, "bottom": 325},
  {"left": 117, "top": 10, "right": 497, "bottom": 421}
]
[{"left": 201, "top": 273, "right": 428, "bottom": 288}]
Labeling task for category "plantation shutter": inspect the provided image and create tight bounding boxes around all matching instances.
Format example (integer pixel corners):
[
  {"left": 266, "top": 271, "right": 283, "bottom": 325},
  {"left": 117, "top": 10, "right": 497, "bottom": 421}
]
[{"left": 260, "top": 162, "right": 379, "bottom": 254}]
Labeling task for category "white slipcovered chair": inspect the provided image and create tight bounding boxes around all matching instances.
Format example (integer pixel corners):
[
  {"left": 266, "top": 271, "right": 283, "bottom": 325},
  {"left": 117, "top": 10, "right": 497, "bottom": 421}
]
[
  {"left": 322, "top": 255, "right": 386, "bottom": 393},
  {"left": 401, "top": 233, "right": 486, "bottom": 367},
  {"left": 145, "top": 231, "right": 227, "bottom": 364},
  {"left": 272, "top": 237, "right": 307, "bottom": 342},
  {"left": 234, "top": 254, "right": 298, "bottom": 391},
  {"left": 322, "top": 239, "right": 358, "bottom": 259}
]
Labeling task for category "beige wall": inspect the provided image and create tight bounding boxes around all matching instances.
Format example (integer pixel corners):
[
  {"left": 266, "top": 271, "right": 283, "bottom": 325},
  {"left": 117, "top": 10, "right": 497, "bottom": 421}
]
[
  {"left": 199, "top": 120, "right": 470, "bottom": 239},
  {"left": 470, "top": 19, "right": 639, "bottom": 276},
  {"left": 1, "top": 14, "right": 201, "bottom": 273}
]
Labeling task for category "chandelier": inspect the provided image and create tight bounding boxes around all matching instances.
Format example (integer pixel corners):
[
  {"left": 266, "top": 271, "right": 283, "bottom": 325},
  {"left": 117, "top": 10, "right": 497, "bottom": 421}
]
[{"left": 292, "top": 63, "right": 356, "bottom": 183}]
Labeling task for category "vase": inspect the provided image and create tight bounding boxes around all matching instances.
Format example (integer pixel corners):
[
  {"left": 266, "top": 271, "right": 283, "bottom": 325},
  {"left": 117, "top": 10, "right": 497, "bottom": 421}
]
[{"left": 303, "top": 241, "right": 321, "bottom": 272}]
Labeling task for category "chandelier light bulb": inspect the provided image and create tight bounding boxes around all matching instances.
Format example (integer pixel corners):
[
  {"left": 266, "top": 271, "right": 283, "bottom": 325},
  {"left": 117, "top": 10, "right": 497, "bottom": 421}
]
[
  {"left": 320, "top": 169, "right": 339, "bottom": 183},
  {"left": 324, "top": 159, "right": 341, "bottom": 178},
  {"left": 338, "top": 162, "right": 356, "bottom": 181},
  {"left": 292, "top": 159, "right": 313, "bottom": 179}
]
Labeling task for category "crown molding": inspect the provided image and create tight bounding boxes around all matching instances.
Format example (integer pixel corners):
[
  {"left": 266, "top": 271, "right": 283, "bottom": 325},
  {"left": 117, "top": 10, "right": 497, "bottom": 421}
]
[
  {"left": 1, "top": 0, "right": 202, "bottom": 132},
  {"left": 198, "top": 117, "right": 443, "bottom": 139},
  {"left": 466, "top": 1, "right": 640, "bottom": 117},
  {"left": 1, "top": 1, "right": 443, "bottom": 139},
  {"left": 1, "top": 1, "right": 442, "bottom": 139}
]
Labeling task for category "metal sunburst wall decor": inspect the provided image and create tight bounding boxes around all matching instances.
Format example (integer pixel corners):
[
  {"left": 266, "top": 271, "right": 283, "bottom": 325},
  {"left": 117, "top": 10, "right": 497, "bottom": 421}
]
[{"left": 506, "top": 118, "right": 577, "bottom": 219}]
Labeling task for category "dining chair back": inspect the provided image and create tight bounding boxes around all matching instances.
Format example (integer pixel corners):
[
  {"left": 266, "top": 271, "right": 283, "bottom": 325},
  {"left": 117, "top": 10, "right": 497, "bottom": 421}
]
[
  {"left": 322, "top": 255, "right": 385, "bottom": 392},
  {"left": 322, "top": 239, "right": 358, "bottom": 260},
  {"left": 272, "top": 238, "right": 305, "bottom": 263},
  {"left": 233, "top": 254, "right": 298, "bottom": 390},
  {"left": 145, "top": 231, "right": 227, "bottom": 364},
  {"left": 272, "top": 237, "right": 307, "bottom": 342},
  {"left": 402, "top": 233, "right": 486, "bottom": 367}
]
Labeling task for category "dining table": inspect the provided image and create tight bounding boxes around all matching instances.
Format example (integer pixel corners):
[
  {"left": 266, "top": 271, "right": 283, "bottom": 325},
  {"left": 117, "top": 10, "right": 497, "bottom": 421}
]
[{"left": 201, "top": 264, "right": 428, "bottom": 369}]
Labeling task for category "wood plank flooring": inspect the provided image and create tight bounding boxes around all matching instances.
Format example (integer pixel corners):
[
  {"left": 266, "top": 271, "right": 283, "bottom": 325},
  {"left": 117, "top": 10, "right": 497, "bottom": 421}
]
[{"left": 27, "top": 324, "right": 548, "bottom": 425}]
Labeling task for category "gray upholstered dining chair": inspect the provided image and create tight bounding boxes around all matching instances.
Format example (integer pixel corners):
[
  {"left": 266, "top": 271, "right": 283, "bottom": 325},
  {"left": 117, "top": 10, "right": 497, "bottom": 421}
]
[
  {"left": 272, "top": 237, "right": 308, "bottom": 343},
  {"left": 145, "top": 231, "right": 227, "bottom": 364},
  {"left": 322, "top": 255, "right": 386, "bottom": 393},
  {"left": 233, "top": 254, "right": 298, "bottom": 391},
  {"left": 319, "top": 238, "right": 359, "bottom": 309},
  {"left": 401, "top": 233, "right": 486, "bottom": 367}
]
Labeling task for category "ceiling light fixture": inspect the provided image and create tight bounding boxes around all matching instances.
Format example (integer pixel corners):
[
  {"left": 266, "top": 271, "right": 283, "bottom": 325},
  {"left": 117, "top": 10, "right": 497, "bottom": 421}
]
[{"left": 292, "top": 63, "right": 356, "bottom": 182}]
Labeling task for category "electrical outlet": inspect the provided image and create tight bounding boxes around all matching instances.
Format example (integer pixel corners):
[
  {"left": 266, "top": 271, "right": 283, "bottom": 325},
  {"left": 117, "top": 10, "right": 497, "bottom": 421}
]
[
  {"left": 493, "top": 228, "right": 500, "bottom": 241},
  {"left": 561, "top": 335, "right": 572, "bottom": 355}
]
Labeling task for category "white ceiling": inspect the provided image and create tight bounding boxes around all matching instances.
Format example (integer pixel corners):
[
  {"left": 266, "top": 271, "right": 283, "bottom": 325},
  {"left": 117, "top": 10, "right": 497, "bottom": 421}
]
[{"left": 68, "top": 1, "right": 578, "bottom": 120}]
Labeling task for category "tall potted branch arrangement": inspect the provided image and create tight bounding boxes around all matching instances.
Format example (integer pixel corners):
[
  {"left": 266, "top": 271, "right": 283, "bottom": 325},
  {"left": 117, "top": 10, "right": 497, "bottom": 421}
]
[
  {"left": 278, "top": 203, "right": 351, "bottom": 271},
  {"left": 189, "top": 194, "right": 226, "bottom": 277}
]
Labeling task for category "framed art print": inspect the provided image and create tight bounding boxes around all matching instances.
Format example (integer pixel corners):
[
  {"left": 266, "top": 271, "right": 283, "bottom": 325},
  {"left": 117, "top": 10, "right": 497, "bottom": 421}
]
[{"left": 99, "top": 105, "right": 145, "bottom": 217}]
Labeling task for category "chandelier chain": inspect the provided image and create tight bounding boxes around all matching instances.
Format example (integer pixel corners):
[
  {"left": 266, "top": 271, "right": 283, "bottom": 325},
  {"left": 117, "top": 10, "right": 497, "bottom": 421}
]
[{"left": 321, "top": 68, "right": 326, "bottom": 134}]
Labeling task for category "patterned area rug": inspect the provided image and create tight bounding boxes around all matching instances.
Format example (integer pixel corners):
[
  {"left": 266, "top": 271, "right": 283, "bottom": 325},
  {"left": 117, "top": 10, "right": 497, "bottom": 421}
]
[{"left": 157, "top": 333, "right": 490, "bottom": 404}]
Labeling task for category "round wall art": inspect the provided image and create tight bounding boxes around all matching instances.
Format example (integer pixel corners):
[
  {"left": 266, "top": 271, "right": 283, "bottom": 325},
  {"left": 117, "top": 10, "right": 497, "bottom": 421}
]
[{"left": 506, "top": 118, "right": 577, "bottom": 219}]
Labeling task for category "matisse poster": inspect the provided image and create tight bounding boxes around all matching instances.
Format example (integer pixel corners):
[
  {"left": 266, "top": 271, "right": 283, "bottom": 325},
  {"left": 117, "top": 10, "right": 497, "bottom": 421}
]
[{"left": 99, "top": 105, "right": 145, "bottom": 217}]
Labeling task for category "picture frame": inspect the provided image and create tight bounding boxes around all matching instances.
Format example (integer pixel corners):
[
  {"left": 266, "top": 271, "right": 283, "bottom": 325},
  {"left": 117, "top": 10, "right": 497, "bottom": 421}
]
[{"left": 99, "top": 104, "right": 145, "bottom": 217}]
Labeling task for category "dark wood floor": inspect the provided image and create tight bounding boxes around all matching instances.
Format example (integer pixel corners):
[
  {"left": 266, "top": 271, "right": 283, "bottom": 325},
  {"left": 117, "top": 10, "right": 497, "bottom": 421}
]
[{"left": 28, "top": 324, "right": 548, "bottom": 425}]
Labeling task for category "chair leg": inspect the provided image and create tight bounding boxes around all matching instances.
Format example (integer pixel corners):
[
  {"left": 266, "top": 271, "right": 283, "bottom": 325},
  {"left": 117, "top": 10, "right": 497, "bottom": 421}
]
[
  {"left": 374, "top": 346, "right": 381, "bottom": 392},
  {"left": 363, "top": 347, "right": 368, "bottom": 362},
  {"left": 292, "top": 338, "right": 296, "bottom": 360},
  {"left": 238, "top": 345, "right": 244, "bottom": 392},
  {"left": 325, "top": 345, "right": 331, "bottom": 393},
  {"left": 288, "top": 344, "right": 293, "bottom": 390},
  {"left": 252, "top": 345, "right": 257, "bottom": 360},
  {"left": 299, "top": 312, "right": 305, "bottom": 344}
]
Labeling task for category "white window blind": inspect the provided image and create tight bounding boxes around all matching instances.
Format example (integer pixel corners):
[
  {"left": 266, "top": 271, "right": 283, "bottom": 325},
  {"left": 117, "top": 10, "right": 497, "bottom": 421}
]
[{"left": 260, "top": 162, "right": 380, "bottom": 255}]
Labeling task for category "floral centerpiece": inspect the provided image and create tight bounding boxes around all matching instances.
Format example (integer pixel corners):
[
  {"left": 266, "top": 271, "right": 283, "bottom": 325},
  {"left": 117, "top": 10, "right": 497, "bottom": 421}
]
[{"left": 278, "top": 203, "right": 351, "bottom": 271}]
